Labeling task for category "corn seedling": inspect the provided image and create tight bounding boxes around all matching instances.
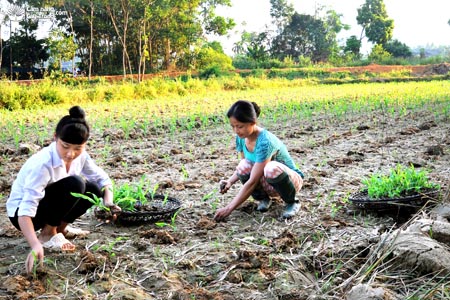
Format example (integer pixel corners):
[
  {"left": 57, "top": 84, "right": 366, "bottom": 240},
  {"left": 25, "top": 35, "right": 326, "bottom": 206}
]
[
  {"left": 161, "top": 193, "right": 170, "bottom": 205},
  {"left": 181, "top": 165, "right": 189, "bottom": 179},
  {"left": 31, "top": 250, "right": 39, "bottom": 279},
  {"left": 213, "top": 238, "right": 221, "bottom": 249},
  {"left": 362, "top": 164, "right": 440, "bottom": 199},
  {"left": 99, "top": 137, "right": 112, "bottom": 162},
  {"left": 112, "top": 177, "right": 153, "bottom": 211},
  {"left": 155, "top": 208, "right": 182, "bottom": 231},
  {"left": 71, "top": 192, "right": 110, "bottom": 212},
  {"left": 120, "top": 161, "right": 129, "bottom": 169},
  {"left": 202, "top": 189, "right": 221, "bottom": 211},
  {"left": 170, "top": 207, "right": 182, "bottom": 229},
  {"left": 150, "top": 183, "right": 159, "bottom": 198},
  {"left": 94, "top": 237, "right": 127, "bottom": 257},
  {"left": 258, "top": 238, "right": 270, "bottom": 246}
]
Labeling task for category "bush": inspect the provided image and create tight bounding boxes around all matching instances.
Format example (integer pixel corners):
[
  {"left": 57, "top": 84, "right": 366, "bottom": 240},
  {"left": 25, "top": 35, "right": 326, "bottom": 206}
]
[
  {"left": 196, "top": 47, "right": 233, "bottom": 73},
  {"left": 297, "top": 55, "right": 313, "bottom": 67},
  {"left": 267, "top": 68, "right": 327, "bottom": 80},
  {"left": 0, "top": 84, "right": 46, "bottom": 110},
  {"left": 40, "top": 88, "right": 63, "bottom": 104},
  {"left": 258, "top": 59, "right": 284, "bottom": 69},
  {"left": 199, "top": 65, "right": 231, "bottom": 79},
  {"left": 249, "top": 69, "right": 267, "bottom": 78},
  {"left": 220, "top": 74, "right": 247, "bottom": 90},
  {"left": 385, "top": 39, "right": 412, "bottom": 58},
  {"left": 232, "top": 56, "right": 259, "bottom": 69},
  {"left": 134, "top": 81, "right": 158, "bottom": 99},
  {"left": 232, "top": 57, "right": 294, "bottom": 70},
  {"left": 368, "top": 45, "right": 392, "bottom": 63}
]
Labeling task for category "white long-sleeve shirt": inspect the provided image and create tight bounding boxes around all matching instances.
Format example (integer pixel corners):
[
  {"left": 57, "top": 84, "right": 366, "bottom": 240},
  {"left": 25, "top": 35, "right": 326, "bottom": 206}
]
[{"left": 7, "top": 141, "right": 112, "bottom": 218}]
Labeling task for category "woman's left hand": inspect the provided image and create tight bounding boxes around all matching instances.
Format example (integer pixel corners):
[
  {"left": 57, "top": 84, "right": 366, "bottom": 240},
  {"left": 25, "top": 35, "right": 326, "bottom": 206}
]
[
  {"left": 219, "top": 180, "right": 231, "bottom": 194},
  {"left": 105, "top": 204, "right": 122, "bottom": 223}
]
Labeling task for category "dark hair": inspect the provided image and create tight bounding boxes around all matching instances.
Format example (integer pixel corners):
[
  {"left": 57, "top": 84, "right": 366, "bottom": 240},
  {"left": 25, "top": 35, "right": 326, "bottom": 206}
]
[
  {"left": 55, "top": 106, "right": 90, "bottom": 144},
  {"left": 226, "top": 100, "right": 261, "bottom": 123}
]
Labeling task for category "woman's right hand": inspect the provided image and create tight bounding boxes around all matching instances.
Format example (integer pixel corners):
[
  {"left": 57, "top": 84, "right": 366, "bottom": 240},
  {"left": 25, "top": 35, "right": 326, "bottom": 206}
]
[
  {"left": 214, "top": 205, "right": 233, "bottom": 221},
  {"left": 219, "top": 180, "right": 231, "bottom": 194},
  {"left": 26, "top": 244, "right": 44, "bottom": 274}
]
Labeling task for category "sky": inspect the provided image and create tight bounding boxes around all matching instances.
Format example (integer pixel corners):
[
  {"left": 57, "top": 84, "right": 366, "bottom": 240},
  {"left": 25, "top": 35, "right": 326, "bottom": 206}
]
[{"left": 213, "top": 0, "right": 450, "bottom": 55}]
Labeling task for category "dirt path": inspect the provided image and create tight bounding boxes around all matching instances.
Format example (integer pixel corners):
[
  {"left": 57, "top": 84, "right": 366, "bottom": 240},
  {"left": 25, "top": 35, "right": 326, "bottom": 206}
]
[
  {"left": 0, "top": 95, "right": 449, "bottom": 299},
  {"left": 325, "top": 62, "right": 450, "bottom": 76}
]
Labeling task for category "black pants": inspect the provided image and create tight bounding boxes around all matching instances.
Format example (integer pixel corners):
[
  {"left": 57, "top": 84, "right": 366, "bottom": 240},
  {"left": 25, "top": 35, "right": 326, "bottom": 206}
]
[{"left": 10, "top": 175, "right": 101, "bottom": 231}]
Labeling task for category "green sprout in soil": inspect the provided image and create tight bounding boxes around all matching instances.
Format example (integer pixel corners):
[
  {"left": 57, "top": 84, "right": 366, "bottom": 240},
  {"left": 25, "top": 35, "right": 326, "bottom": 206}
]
[
  {"left": 150, "top": 183, "right": 159, "bottom": 199},
  {"left": 361, "top": 164, "right": 440, "bottom": 199},
  {"left": 155, "top": 208, "right": 182, "bottom": 231},
  {"left": 31, "top": 250, "right": 39, "bottom": 278},
  {"left": 92, "top": 237, "right": 127, "bottom": 257},
  {"left": 202, "top": 189, "right": 221, "bottom": 211}
]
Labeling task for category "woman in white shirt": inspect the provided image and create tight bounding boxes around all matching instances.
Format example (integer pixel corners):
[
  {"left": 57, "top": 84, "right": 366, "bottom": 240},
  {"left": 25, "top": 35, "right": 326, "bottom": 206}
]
[{"left": 7, "top": 106, "right": 120, "bottom": 273}]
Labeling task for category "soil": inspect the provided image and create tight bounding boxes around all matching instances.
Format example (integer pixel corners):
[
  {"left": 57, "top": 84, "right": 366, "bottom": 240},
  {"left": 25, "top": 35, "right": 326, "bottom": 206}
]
[{"left": 0, "top": 70, "right": 449, "bottom": 299}]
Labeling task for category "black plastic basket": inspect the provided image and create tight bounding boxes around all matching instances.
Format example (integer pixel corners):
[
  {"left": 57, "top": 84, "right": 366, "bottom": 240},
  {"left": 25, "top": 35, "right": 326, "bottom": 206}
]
[
  {"left": 349, "top": 188, "right": 440, "bottom": 212},
  {"left": 95, "top": 194, "right": 181, "bottom": 224}
]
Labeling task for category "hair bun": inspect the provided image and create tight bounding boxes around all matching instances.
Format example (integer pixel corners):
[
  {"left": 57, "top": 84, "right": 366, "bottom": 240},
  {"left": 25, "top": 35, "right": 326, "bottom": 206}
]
[
  {"left": 251, "top": 101, "right": 261, "bottom": 117},
  {"left": 69, "top": 106, "right": 86, "bottom": 119}
]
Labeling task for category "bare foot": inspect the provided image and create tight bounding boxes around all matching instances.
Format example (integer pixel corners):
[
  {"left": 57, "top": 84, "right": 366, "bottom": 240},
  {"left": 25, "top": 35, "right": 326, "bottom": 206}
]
[
  {"left": 60, "top": 240, "right": 76, "bottom": 251},
  {"left": 60, "top": 226, "right": 90, "bottom": 239}
]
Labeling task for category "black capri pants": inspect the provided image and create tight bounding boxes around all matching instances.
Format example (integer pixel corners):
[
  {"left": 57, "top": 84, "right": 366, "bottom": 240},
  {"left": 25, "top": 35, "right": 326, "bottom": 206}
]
[{"left": 10, "top": 175, "right": 102, "bottom": 231}]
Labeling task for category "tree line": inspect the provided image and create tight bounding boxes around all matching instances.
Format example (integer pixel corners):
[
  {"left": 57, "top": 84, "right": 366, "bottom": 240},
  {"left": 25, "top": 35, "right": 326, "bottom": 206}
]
[
  {"left": 0, "top": 0, "right": 235, "bottom": 79},
  {"left": 234, "top": 0, "right": 416, "bottom": 68},
  {"left": 0, "top": 0, "right": 446, "bottom": 80}
]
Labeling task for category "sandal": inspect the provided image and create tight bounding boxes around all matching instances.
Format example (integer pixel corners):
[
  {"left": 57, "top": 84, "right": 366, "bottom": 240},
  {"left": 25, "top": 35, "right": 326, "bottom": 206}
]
[
  {"left": 42, "top": 233, "right": 76, "bottom": 252},
  {"left": 63, "top": 226, "right": 90, "bottom": 239}
]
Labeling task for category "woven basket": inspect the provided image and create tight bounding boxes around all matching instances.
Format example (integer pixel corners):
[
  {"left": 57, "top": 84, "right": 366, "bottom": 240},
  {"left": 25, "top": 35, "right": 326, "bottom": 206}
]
[
  {"left": 349, "top": 188, "right": 440, "bottom": 212},
  {"left": 95, "top": 194, "right": 181, "bottom": 224}
]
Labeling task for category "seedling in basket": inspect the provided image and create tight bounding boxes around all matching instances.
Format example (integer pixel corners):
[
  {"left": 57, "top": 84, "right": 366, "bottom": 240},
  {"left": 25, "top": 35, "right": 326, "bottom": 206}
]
[
  {"left": 71, "top": 178, "right": 154, "bottom": 214},
  {"left": 71, "top": 192, "right": 110, "bottom": 212},
  {"left": 361, "top": 164, "right": 440, "bottom": 199},
  {"left": 161, "top": 193, "right": 170, "bottom": 205},
  {"left": 150, "top": 183, "right": 159, "bottom": 199},
  {"left": 111, "top": 177, "right": 153, "bottom": 211}
]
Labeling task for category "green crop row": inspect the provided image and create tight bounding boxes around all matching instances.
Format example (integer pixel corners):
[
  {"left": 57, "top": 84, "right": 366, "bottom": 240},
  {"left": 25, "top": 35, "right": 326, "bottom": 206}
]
[
  {"left": 1, "top": 69, "right": 449, "bottom": 111},
  {"left": 0, "top": 80, "right": 449, "bottom": 149}
]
